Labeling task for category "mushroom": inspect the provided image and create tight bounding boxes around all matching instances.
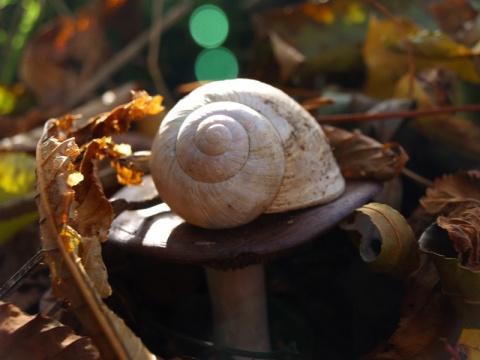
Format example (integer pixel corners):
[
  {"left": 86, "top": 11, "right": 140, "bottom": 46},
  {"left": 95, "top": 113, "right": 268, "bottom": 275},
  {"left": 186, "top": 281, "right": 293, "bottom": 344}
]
[{"left": 108, "top": 175, "right": 382, "bottom": 358}]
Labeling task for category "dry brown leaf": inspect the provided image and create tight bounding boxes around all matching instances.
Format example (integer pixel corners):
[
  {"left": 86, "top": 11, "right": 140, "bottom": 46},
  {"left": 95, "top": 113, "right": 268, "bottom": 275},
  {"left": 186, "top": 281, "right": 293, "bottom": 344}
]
[
  {"left": 71, "top": 90, "right": 164, "bottom": 146},
  {"left": 437, "top": 201, "right": 480, "bottom": 270},
  {"left": 268, "top": 30, "right": 305, "bottom": 82},
  {"left": 419, "top": 222, "right": 480, "bottom": 329},
  {"left": 420, "top": 170, "right": 480, "bottom": 215},
  {"left": 429, "top": 0, "right": 478, "bottom": 44},
  {"left": 35, "top": 92, "right": 162, "bottom": 359},
  {"left": 323, "top": 125, "right": 408, "bottom": 181},
  {"left": 251, "top": 0, "right": 366, "bottom": 82},
  {"left": 19, "top": 3, "right": 110, "bottom": 107},
  {"left": 0, "top": 301, "right": 100, "bottom": 359},
  {"left": 36, "top": 117, "right": 111, "bottom": 298},
  {"left": 362, "top": 258, "right": 461, "bottom": 360},
  {"left": 419, "top": 172, "right": 480, "bottom": 271}
]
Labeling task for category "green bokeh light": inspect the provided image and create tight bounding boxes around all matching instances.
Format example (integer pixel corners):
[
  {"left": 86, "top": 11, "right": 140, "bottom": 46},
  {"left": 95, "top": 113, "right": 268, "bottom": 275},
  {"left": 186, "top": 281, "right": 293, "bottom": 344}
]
[
  {"left": 195, "top": 47, "right": 238, "bottom": 81},
  {"left": 189, "top": 5, "right": 229, "bottom": 48}
]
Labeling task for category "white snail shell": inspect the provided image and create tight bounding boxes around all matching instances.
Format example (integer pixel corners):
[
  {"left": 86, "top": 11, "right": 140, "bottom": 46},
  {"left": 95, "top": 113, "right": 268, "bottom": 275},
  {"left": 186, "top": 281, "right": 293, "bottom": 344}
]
[{"left": 150, "top": 78, "right": 345, "bottom": 229}]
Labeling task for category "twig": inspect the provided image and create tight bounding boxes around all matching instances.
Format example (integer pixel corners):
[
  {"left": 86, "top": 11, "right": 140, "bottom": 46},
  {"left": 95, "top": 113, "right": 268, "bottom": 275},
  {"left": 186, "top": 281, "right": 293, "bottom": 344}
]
[
  {"left": 66, "top": 0, "right": 192, "bottom": 108},
  {"left": 0, "top": 250, "right": 44, "bottom": 301},
  {"left": 401, "top": 168, "right": 434, "bottom": 188},
  {"left": 316, "top": 103, "right": 480, "bottom": 124},
  {"left": 147, "top": 0, "right": 175, "bottom": 108}
]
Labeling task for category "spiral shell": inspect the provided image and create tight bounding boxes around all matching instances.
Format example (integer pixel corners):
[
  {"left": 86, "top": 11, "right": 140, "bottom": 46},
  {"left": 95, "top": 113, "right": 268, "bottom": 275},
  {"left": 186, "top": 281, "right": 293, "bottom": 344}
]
[{"left": 150, "top": 79, "right": 345, "bottom": 229}]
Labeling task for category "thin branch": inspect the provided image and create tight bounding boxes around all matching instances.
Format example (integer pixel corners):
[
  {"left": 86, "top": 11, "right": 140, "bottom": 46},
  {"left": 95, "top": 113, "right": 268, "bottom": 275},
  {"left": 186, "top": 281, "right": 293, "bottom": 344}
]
[
  {"left": 316, "top": 103, "right": 480, "bottom": 124},
  {"left": 147, "top": 0, "right": 175, "bottom": 108},
  {"left": 401, "top": 168, "right": 434, "bottom": 188},
  {"left": 0, "top": 250, "right": 45, "bottom": 301}
]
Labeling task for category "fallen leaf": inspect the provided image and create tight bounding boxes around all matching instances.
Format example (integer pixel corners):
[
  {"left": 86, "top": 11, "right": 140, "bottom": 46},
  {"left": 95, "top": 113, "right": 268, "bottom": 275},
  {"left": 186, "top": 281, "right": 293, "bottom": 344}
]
[
  {"left": 19, "top": 2, "right": 110, "bottom": 107},
  {"left": 0, "top": 301, "right": 100, "bottom": 359},
  {"left": 35, "top": 92, "right": 162, "bottom": 359},
  {"left": 394, "top": 68, "right": 480, "bottom": 163},
  {"left": 71, "top": 90, "right": 164, "bottom": 146},
  {"left": 420, "top": 170, "right": 480, "bottom": 215},
  {"left": 348, "top": 203, "right": 462, "bottom": 358},
  {"left": 429, "top": 0, "right": 478, "bottom": 45},
  {"left": 419, "top": 223, "right": 480, "bottom": 329},
  {"left": 362, "top": 256, "right": 461, "bottom": 359},
  {"left": 251, "top": 0, "right": 367, "bottom": 82},
  {"left": 342, "top": 202, "right": 420, "bottom": 279},
  {"left": 268, "top": 31, "right": 305, "bottom": 82},
  {"left": 457, "top": 328, "right": 480, "bottom": 357},
  {"left": 437, "top": 201, "right": 480, "bottom": 270},
  {"left": 363, "top": 16, "right": 480, "bottom": 99},
  {"left": 324, "top": 125, "right": 409, "bottom": 181}
]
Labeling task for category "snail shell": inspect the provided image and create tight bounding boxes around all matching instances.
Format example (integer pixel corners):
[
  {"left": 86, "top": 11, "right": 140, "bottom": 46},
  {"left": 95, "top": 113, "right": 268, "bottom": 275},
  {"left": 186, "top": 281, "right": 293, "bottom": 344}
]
[{"left": 150, "top": 78, "right": 345, "bottom": 229}]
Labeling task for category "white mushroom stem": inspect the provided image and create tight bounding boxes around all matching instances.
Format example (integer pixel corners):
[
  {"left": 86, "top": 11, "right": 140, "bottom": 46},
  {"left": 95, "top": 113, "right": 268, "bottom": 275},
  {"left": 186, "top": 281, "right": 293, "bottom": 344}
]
[{"left": 205, "top": 264, "right": 271, "bottom": 359}]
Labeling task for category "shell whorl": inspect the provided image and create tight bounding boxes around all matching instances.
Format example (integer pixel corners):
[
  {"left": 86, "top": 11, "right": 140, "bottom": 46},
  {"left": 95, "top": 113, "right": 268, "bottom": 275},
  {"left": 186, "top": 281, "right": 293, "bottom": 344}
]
[{"left": 150, "top": 79, "right": 345, "bottom": 229}]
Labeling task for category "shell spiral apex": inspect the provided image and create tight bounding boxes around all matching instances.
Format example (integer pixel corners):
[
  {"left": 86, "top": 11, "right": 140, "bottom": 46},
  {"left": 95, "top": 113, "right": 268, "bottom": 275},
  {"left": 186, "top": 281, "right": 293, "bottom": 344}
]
[{"left": 150, "top": 78, "right": 345, "bottom": 229}]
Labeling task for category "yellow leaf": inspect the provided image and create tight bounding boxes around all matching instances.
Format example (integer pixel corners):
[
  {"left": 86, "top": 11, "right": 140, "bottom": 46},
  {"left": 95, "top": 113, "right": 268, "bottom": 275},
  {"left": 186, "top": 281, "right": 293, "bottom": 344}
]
[
  {"left": 0, "top": 152, "right": 36, "bottom": 199},
  {"left": 458, "top": 328, "right": 480, "bottom": 357},
  {"left": 363, "top": 17, "right": 480, "bottom": 98}
]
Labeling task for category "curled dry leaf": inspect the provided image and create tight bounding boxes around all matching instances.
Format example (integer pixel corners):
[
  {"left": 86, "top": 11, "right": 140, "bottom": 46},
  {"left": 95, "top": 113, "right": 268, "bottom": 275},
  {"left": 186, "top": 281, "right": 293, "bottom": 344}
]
[
  {"left": 71, "top": 90, "right": 164, "bottom": 185},
  {"left": 342, "top": 202, "right": 420, "bottom": 279},
  {"left": 0, "top": 301, "right": 100, "bottom": 359},
  {"left": 71, "top": 90, "right": 164, "bottom": 146},
  {"left": 420, "top": 170, "right": 480, "bottom": 271},
  {"left": 323, "top": 125, "right": 409, "bottom": 181},
  {"left": 419, "top": 223, "right": 480, "bottom": 329},
  {"left": 437, "top": 201, "right": 480, "bottom": 270},
  {"left": 36, "top": 117, "right": 112, "bottom": 298},
  {"left": 35, "top": 91, "right": 162, "bottom": 359}
]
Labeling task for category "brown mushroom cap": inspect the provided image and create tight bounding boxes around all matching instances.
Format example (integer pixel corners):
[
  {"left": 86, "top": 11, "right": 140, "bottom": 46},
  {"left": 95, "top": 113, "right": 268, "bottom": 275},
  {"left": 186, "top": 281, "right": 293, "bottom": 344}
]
[{"left": 108, "top": 175, "right": 382, "bottom": 269}]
